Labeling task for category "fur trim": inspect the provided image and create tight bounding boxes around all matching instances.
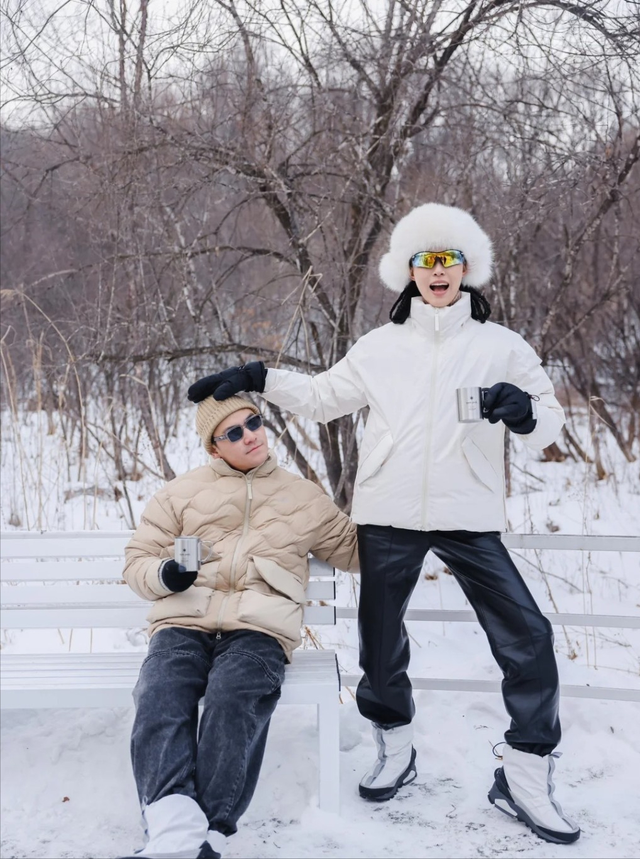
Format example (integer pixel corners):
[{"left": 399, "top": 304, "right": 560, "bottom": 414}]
[{"left": 378, "top": 203, "right": 493, "bottom": 291}]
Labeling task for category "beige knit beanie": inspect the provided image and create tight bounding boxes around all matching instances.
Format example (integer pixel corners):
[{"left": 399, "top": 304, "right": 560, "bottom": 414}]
[{"left": 196, "top": 395, "right": 261, "bottom": 456}]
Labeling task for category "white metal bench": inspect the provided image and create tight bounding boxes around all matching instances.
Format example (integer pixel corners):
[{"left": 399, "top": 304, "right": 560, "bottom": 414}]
[{"left": 0, "top": 531, "right": 342, "bottom": 813}]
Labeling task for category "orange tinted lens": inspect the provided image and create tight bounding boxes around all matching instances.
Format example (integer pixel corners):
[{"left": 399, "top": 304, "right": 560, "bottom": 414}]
[{"left": 411, "top": 250, "right": 464, "bottom": 268}]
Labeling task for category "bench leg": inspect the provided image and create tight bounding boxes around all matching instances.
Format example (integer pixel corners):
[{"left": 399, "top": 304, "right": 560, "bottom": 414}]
[{"left": 317, "top": 697, "right": 340, "bottom": 814}]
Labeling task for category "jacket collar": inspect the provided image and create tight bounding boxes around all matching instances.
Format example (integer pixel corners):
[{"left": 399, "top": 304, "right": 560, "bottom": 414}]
[
  {"left": 209, "top": 449, "right": 279, "bottom": 479},
  {"left": 408, "top": 289, "right": 472, "bottom": 337}
]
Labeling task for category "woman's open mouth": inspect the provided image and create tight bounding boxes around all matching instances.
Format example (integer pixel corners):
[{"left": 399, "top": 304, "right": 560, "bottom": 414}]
[{"left": 430, "top": 283, "right": 449, "bottom": 296}]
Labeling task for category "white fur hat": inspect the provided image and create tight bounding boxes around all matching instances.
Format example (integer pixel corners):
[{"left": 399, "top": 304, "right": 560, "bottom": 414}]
[{"left": 378, "top": 203, "right": 493, "bottom": 292}]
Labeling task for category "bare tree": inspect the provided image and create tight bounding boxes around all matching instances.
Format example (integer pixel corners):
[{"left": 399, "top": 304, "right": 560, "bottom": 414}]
[{"left": 1, "top": 0, "right": 639, "bottom": 511}]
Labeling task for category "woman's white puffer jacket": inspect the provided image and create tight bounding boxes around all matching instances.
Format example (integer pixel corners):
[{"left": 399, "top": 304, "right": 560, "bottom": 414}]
[{"left": 261, "top": 292, "right": 565, "bottom": 532}]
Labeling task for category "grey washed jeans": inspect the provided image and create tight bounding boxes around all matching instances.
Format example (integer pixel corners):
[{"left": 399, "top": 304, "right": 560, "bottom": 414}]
[{"left": 131, "top": 627, "right": 286, "bottom": 836}]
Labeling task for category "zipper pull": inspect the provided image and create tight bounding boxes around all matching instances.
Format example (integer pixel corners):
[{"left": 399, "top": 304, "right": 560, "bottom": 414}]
[
  {"left": 247, "top": 481, "right": 253, "bottom": 500},
  {"left": 215, "top": 631, "right": 222, "bottom": 640},
  {"left": 435, "top": 310, "right": 440, "bottom": 332}
]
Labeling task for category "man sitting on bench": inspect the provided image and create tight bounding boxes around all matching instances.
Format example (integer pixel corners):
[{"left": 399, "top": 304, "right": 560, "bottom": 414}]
[{"left": 122, "top": 395, "right": 358, "bottom": 859}]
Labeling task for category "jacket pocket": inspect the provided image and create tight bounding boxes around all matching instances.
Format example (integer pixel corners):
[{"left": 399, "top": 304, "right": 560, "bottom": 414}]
[
  {"left": 146, "top": 586, "right": 213, "bottom": 623},
  {"left": 248, "top": 556, "right": 306, "bottom": 604},
  {"left": 199, "top": 560, "right": 221, "bottom": 590},
  {"left": 356, "top": 431, "right": 393, "bottom": 485},
  {"left": 237, "top": 557, "right": 305, "bottom": 644},
  {"left": 462, "top": 436, "right": 500, "bottom": 493}
]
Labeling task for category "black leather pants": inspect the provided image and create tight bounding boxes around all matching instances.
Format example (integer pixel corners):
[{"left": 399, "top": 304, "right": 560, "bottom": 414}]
[{"left": 356, "top": 525, "right": 561, "bottom": 755}]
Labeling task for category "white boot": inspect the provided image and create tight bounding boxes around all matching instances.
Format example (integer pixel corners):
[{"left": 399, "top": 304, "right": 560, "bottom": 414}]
[
  {"left": 359, "top": 723, "right": 417, "bottom": 801},
  {"left": 136, "top": 794, "right": 210, "bottom": 858},
  {"left": 205, "top": 830, "right": 226, "bottom": 858},
  {"left": 489, "top": 745, "right": 580, "bottom": 844}
]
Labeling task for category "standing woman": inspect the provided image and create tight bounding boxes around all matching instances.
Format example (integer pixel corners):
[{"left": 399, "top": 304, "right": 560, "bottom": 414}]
[{"left": 188, "top": 203, "right": 579, "bottom": 845}]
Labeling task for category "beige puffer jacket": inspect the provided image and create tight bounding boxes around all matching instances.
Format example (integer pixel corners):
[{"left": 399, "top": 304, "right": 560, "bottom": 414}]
[{"left": 123, "top": 452, "right": 359, "bottom": 660}]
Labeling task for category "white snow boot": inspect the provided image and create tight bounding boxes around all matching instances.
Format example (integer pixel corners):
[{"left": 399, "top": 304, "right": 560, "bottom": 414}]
[
  {"left": 488, "top": 745, "right": 581, "bottom": 844},
  {"left": 205, "top": 830, "right": 226, "bottom": 859},
  {"left": 359, "top": 723, "right": 417, "bottom": 801},
  {"left": 133, "top": 794, "right": 211, "bottom": 858}
]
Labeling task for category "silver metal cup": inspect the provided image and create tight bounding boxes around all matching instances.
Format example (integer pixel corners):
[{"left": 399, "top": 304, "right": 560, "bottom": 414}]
[
  {"left": 456, "top": 387, "right": 486, "bottom": 423},
  {"left": 174, "top": 536, "right": 215, "bottom": 572}
]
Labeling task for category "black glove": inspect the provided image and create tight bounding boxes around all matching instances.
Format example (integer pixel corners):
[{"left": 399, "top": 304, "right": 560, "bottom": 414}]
[
  {"left": 187, "top": 361, "right": 267, "bottom": 403},
  {"left": 160, "top": 559, "right": 198, "bottom": 592},
  {"left": 483, "top": 382, "right": 537, "bottom": 434}
]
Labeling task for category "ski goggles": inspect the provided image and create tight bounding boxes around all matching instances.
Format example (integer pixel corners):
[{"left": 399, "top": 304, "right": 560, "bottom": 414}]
[
  {"left": 212, "top": 413, "right": 263, "bottom": 443},
  {"left": 410, "top": 249, "right": 465, "bottom": 269}
]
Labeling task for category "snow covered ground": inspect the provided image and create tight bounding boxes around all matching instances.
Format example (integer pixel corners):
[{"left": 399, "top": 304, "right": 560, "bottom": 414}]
[
  {"left": 1, "top": 408, "right": 639, "bottom": 858},
  {"left": 2, "top": 694, "right": 639, "bottom": 859}
]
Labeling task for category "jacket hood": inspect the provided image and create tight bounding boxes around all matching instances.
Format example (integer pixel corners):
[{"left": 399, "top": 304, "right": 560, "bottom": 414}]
[{"left": 379, "top": 203, "right": 493, "bottom": 292}]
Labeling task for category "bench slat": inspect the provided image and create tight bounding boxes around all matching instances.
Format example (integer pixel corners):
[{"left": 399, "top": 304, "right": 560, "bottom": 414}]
[
  {"left": 1, "top": 658, "right": 337, "bottom": 668},
  {"left": 0, "top": 651, "right": 339, "bottom": 709},
  {"left": 3, "top": 607, "right": 150, "bottom": 628},
  {"left": 0, "top": 652, "right": 338, "bottom": 669},
  {"left": 1, "top": 661, "right": 338, "bottom": 677},
  {"left": 1, "top": 673, "right": 339, "bottom": 689},
  {"left": 1, "top": 605, "right": 336, "bottom": 628},
  {"left": 306, "top": 580, "right": 335, "bottom": 600},
  {"left": 304, "top": 605, "right": 336, "bottom": 624},
  {"left": 1, "top": 536, "right": 131, "bottom": 558},
  {"left": 1, "top": 685, "right": 339, "bottom": 709},
  {"left": 1, "top": 576, "right": 334, "bottom": 602},
  {"left": 1, "top": 533, "right": 337, "bottom": 570},
  {"left": 500, "top": 534, "right": 640, "bottom": 552},
  {"left": 1, "top": 563, "right": 336, "bottom": 595},
  {"left": 1, "top": 668, "right": 339, "bottom": 682},
  {"left": 0, "top": 560, "right": 126, "bottom": 582},
  {"left": 340, "top": 674, "right": 640, "bottom": 702},
  {"left": 5, "top": 531, "right": 638, "bottom": 557},
  {"left": 1, "top": 585, "right": 147, "bottom": 606},
  {"left": 336, "top": 607, "right": 640, "bottom": 628}
]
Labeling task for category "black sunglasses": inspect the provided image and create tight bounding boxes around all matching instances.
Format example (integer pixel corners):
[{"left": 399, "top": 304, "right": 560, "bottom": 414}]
[{"left": 212, "top": 413, "right": 264, "bottom": 443}]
